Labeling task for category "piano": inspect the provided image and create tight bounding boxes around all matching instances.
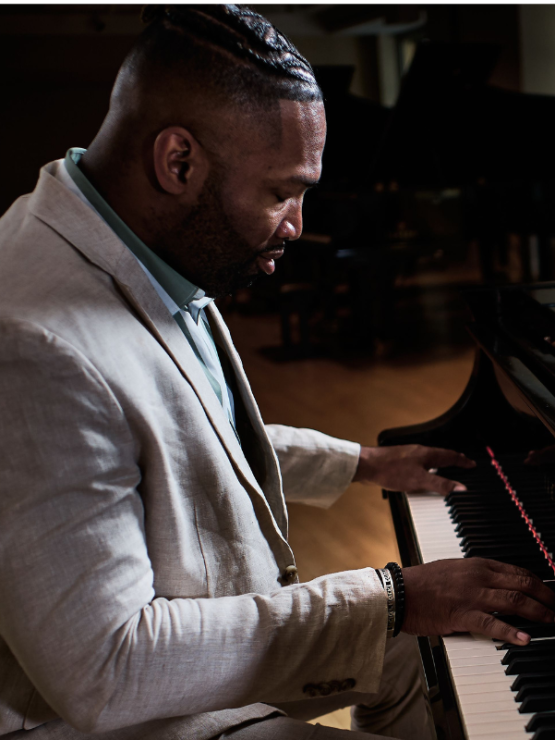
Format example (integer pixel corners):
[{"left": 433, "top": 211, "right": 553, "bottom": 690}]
[{"left": 379, "top": 282, "right": 555, "bottom": 740}]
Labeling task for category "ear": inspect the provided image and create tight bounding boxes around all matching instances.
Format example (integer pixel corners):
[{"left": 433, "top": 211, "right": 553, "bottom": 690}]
[{"left": 153, "top": 126, "right": 209, "bottom": 197}]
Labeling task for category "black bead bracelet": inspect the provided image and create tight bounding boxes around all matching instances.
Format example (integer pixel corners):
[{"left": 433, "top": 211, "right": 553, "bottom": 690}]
[{"left": 386, "top": 562, "right": 405, "bottom": 637}]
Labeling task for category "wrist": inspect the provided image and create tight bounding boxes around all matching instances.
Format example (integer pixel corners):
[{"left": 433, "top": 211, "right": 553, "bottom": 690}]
[{"left": 353, "top": 446, "right": 381, "bottom": 483}]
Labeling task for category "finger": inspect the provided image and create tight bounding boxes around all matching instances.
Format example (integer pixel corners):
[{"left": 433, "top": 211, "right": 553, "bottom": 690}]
[
  {"left": 525, "top": 449, "right": 545, "bottom": 466},
  {"left": 525, "top": 447, "right": 555, "bottom": 466},
  {"left": 485, "top": 589, "right": 555, "bottom": 623},
  {"left": 487, "top": 562, "right": 555, "bottom": 610},
  {"left": 420, "top": 472, "right": 466, "bottom": 496},
  {"left": 422, "top": 448, "right": 477, "bottom": 470},
  {"left": 464, "top": 610, "right": 531, "bottom": 646}
]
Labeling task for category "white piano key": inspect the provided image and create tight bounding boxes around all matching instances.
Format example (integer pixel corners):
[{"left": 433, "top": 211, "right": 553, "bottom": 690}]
[
  {"left": 468, "top": 731, "right": 529, "bottom": 740},
  {"left": 457, "top": 678, "right": 515, "bottom": 695},
  {"left": 450, "top": 654, "right": 507, "bottom": 667},
  {"left": 406, "top": 492, "right": 464, "bottom": 563},
  {"left": 458, "top": 690, "right": 517, "bottom": 705},
  {"left": 452, "top": 663, "right": 510, "bottom": 677},
  {"left": 464, "top": 712, "right": 526, "bottom": 727},
  {"left": 463, "top": 701, "right": 522, "bottom": 715},
  {"left": 443, "top": 634, "right": 494, "bottom": 647},
  {"left": 454, "top": 672, "right": 513, "bottom": 687}
]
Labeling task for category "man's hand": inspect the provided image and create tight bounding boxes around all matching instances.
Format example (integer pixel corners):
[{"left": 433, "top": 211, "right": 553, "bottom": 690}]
[
  {"left": 525, "top": 445, "right": 555, "bottom": 466},
  {"left": 402, "top": 558, "right": 555, "bottom": 645},
  {"left": 353, "top": 444, "right": 476, "bottom": 495}
]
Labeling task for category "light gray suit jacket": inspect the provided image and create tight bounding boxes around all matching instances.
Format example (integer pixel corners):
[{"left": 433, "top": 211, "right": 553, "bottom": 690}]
[{"left": 0, "top": 161, "right": 387, "bottom": 739}]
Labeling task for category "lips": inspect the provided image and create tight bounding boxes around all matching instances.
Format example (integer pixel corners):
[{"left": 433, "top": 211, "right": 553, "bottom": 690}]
[{"left": 256, "top": 247, "right": 285, "bottom": 275}]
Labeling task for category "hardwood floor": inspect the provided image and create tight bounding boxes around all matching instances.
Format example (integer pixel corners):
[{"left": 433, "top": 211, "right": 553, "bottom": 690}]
[{"left": 224, "top": 311, "right": 475, "bottom": 730}]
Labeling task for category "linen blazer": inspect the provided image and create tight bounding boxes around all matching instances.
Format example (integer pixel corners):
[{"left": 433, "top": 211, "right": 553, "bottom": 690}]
[{"left": 0, "top": 161, "right": 387, "bottom": 739}]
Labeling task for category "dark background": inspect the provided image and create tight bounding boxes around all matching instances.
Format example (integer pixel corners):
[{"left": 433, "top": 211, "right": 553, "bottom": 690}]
[
  {"left": 3, "top": 4, "right": 554, "bottom": 359},
  {"left": 0, "top": 4, "right": 522, "bottom": 215}
]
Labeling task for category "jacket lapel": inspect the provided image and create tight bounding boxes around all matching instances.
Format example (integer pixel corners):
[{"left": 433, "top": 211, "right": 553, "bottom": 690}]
[
  {"left": 206, "top": 305, "right": 288, "bottom": 534},
  {"left": 28, "top": 162, "right": 288, "bottom": 536}
]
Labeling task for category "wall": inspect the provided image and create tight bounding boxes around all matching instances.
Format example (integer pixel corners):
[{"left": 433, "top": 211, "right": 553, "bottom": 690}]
[{"left": 520, "top": 5, "right": 555, "bottom": 95}]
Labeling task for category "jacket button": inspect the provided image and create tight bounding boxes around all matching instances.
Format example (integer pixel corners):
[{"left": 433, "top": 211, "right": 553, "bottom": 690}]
[
  {"left": 319, "top": 682, "right": 332, "bottom": 696},
  {"left": 283, "top": 565, "right": 298, "bottom": 580}
]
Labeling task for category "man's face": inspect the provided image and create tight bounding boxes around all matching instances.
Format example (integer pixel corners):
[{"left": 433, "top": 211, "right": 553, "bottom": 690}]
[{"left": 155, "top": 100, "right": 326, "bottom": 298}]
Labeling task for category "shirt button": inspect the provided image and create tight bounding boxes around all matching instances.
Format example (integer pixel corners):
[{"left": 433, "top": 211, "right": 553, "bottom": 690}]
[{"left": 283, "top": 565, "right": 298, "bottom": 580}]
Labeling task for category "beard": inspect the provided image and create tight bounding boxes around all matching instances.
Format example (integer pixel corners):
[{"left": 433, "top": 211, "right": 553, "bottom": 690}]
[{"left": 151, "top": 171, "right": 278, "bottom": 299}]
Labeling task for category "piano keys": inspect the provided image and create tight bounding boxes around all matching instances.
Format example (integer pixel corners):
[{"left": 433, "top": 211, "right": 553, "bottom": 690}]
[
  {"left": 406, "top": 458, "right": 555, "bottom": 739},
  {"left": 379, "top": 282, "right": 555, "bottom": 739}
]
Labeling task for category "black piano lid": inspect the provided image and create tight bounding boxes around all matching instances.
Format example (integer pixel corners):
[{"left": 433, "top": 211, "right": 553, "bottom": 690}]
[{"left": 465, "top": 282, "right": 555, "bottom": 440}]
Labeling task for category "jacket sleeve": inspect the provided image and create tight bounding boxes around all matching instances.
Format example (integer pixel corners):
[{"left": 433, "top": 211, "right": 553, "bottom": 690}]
[
  {"left": 265, "top": 424, "right": 361, "bottom": 508},
  {"left": 0, "top": 319, "right": 386, "bottom": 734}
]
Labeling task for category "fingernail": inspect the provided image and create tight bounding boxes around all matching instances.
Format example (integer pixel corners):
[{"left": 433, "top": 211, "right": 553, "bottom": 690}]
[
  {"left": 516, "top": 631, "right": 530, "bottom": 643},
  {"left": 453, "top": 484, "right": 467, "bottom": 492}
]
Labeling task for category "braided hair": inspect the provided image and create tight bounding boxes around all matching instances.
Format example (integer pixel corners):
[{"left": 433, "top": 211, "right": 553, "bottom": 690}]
[{"left": 131, "top": 5, "right": 322, "bottom": 108}]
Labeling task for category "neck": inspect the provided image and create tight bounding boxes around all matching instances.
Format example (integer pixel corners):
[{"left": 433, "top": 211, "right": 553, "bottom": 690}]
[{"left": 79, "top": 136, "right": 156, "bottom": 247}]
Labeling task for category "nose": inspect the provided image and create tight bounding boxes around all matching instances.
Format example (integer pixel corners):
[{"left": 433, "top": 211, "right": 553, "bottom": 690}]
[{"left": 276, "top": 201, "right": 303, "bottom": 241}]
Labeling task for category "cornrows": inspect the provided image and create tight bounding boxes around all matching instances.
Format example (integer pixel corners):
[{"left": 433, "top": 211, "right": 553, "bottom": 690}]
[{"left": 140, "top": 4, "right": 316, "bottom": 85}]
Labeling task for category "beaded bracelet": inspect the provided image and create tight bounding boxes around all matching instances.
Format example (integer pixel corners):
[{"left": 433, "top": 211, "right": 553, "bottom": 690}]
[
  {"left": 377, "top": 567, "right": 396, "bottom": 638},
  {"left": 386, "top": 562, "right": 405, "bottom": 637}
]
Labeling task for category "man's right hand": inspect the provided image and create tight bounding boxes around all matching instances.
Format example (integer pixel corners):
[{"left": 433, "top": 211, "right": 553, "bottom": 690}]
[{"left": 402, "top": 558, "right": 555, "bottom": 645}]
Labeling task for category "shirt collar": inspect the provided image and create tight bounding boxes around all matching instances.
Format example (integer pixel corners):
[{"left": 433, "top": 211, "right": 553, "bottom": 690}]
[{"left": 64, "top": 147, "right": 206, "bottom": 310}]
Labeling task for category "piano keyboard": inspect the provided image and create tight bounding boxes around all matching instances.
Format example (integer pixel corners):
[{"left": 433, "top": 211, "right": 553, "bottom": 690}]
[{"left": 405, "top": 452, "right": 555, "bottom": 740}]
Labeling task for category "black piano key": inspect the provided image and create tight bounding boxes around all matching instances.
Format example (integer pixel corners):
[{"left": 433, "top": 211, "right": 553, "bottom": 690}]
[
  {"left": 460, "top": 537, "right": 537, "bottom": 549},
  {"left": 449, "top": 507, "right": 527, "bottom": 517},
  {"left": 532, "top": 728, "right": 555, "bottom": 739},
  {"left": 505, "top": 656, "right": 555, "bottom": 675},
  {"left": 516, "top": 681, "right": 555, "bottom": 702},
  {"left": 463, "top": 545, "right": 541, "bottom": 558},
  {"left": 458, "top": 526, "right": 536, "bottom": 538},
  {"left": 456, "top": 522, "right": 533, "bottom": 534},
  {"left": 461, "top": 539, "right": 537, "bottom": 551},
  {"left": 449, "top": 503, "right": 523, "bottom": 513},
  {"left": 451, "top": 512, "right": 524, "bottom": 525},
  {"left": 519, "top": 695, "right": 555, "bottom": 713},
  {"left": 502, "top": 641, "right": 555, "bottom": 666},
  {"left": 498, "top": 618, "right": 555, "bottom": 639},
  {"left": 527, "top": 712, "right": 555, "bottom": 731},
  {"left": 455, "top": 524, "right": 529, "bottom": 536},
  {"left": 446, "top": 494, "right": 511, "bottom": 504},
  {"left": 512, "top": 673, "right": 555, "bottom": 691}
]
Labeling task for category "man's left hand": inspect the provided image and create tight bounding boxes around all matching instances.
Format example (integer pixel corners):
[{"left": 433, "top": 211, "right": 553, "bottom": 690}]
[{"left": 352, "top": 444, "right": 476, "bottom": 495}]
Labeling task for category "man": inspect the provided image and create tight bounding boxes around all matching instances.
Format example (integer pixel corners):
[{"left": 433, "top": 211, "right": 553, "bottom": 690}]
[{"left": 1, "top": 6, "right": 554, "bottom": 740}]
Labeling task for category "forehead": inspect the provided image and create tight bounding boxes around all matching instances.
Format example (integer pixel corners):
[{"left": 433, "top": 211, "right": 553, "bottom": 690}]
[{"left": 231, "top": 99, "right": 326, "bottom": 181}]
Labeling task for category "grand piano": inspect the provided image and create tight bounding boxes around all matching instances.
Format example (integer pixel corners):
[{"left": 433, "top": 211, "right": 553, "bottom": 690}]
[{"left": 380, "top": 282, "right": 555, "bottom": 740}]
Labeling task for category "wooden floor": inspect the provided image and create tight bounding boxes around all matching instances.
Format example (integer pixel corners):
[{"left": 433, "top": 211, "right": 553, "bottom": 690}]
[{"left": 225, "top": 311, "right": 475, "bottom": 730}]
